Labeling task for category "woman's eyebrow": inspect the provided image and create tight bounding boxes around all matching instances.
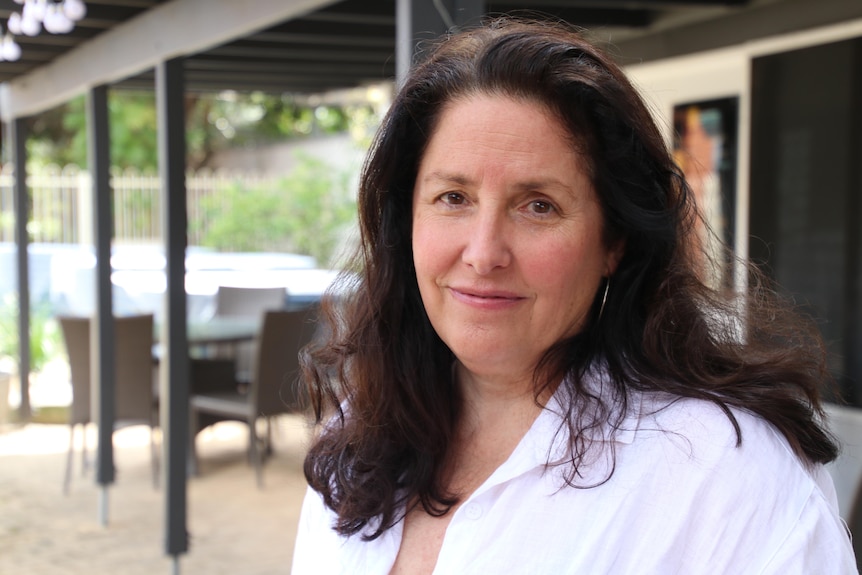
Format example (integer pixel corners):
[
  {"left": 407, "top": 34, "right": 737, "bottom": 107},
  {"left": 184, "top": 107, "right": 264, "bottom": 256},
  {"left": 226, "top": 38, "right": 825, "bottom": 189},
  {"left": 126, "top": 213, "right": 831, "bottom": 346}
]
[
  {"left": 511, "top": 178, "right": 574, "bottom": 193},
  {"left": 419, "top": 171, "right": 473, "bottom": 186},
  {"left": 421, "top": 172, "right": 574, "bottom": 192}
]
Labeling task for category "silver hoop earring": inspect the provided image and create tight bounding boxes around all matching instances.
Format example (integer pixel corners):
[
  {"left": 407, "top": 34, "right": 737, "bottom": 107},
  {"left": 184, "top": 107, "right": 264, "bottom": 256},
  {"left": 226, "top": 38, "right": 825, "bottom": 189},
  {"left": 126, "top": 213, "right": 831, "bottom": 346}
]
[{"left": 598, "top": 277, "right": 610, "bottom": 322}]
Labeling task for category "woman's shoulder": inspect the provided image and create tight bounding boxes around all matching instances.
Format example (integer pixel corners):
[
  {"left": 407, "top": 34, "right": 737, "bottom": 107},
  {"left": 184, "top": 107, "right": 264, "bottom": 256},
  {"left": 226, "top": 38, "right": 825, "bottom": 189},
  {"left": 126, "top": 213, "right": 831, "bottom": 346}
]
[
  {"left": 630, "top": 392, "right": 834, "bottom": 507},
  {"left": 604, "top": 393, "right": 852, "bottom": 570},
  {"left": 636, "top": 392, "right": 797, "bottom": 463},
  {"left": 527, "top": 390, "right": 853, "bottom": 573}
]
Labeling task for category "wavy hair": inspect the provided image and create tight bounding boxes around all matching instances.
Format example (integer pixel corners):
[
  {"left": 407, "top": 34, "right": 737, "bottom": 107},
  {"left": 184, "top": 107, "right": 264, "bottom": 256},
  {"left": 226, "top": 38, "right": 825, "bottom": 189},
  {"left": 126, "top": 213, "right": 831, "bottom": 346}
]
[{"left": 302, "top": 17, "right": 838, "bottom": 540}]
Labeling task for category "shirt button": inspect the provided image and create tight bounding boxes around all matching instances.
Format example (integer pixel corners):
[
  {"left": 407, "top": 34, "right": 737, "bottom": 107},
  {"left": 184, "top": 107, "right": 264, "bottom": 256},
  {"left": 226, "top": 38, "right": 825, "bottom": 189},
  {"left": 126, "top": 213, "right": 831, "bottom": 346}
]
[{"left": 464, "top": 503, "right": 482, "bottom": 520}]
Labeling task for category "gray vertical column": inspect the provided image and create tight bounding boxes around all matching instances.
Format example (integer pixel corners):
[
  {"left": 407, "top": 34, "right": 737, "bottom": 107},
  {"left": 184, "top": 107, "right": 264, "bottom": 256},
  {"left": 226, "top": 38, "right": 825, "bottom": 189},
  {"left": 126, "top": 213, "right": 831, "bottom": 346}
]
[
  {"left": 396, "top": 0, "right": 485, "bottom": 85},
  {"left": 156, "top": 57, "right": 190, "bottom": 566},
  {"left": 845, "top": 38, "right": 862, "bottom": 404},
  {"left": 10, "top": 117, "right": 30, "bottom": 421},
  {"left": 87, "top": 85, "right": 116, "bottom": 525}
]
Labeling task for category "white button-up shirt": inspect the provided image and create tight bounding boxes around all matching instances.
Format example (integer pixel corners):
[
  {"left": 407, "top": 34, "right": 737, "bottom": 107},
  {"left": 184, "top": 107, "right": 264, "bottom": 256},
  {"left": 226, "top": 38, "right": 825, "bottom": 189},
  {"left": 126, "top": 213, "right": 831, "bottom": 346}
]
[{"left": 292, "top": 384, "right": 857, "bottom": 574}]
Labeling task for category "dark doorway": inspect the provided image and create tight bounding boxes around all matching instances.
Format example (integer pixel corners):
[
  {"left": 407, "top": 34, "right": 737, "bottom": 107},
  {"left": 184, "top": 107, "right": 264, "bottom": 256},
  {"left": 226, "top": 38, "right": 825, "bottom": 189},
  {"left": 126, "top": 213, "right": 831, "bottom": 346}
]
[{"left": 749, "top": 36, "right": 862, "bottom": 404}]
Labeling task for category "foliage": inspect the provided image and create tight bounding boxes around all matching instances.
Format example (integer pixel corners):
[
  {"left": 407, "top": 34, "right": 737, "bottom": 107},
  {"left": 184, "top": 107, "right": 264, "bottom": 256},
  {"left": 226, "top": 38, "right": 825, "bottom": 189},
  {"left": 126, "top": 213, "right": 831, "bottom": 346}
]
[
  {"left": 184, "top": 91, "right": 363, "bottom": 169},
  {"left": 197, "top": 153, "right": 356, "bottom": 267},
  {"left": 0, "top": 293, "right": 63, "bottom": 373},
  {"left": 16, "top": 87, "right": 379, "bottom": 268},
  {"left": 23, "top": 89, "right": 373, "bottom": 171},
  {"left": 27, "top": 92, "right": 159, "bottom": 170}
]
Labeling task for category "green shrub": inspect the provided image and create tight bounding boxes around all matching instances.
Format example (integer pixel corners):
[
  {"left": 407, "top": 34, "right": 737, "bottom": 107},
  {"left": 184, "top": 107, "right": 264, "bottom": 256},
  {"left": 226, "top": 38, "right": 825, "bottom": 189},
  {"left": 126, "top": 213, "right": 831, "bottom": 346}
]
[
  {"left": 198, "top": 152, "right": 356, "bottom": 267},
  {"left": 0, "top": 293, "right": 63, "bottom": 373}
]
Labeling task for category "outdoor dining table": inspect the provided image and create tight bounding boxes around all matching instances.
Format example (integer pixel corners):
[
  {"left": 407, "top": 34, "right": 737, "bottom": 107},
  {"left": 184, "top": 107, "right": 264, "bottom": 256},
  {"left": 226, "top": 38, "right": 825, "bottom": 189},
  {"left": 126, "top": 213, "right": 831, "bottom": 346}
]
[
  {"left": 152, "top": 315, "right": 261, "bottom": 348},
  {"left": 185, "top": 316, "right": 261, "bottom": 346},
  {"left": 151, "top": 315, "right": 261, "bottom": 362}
]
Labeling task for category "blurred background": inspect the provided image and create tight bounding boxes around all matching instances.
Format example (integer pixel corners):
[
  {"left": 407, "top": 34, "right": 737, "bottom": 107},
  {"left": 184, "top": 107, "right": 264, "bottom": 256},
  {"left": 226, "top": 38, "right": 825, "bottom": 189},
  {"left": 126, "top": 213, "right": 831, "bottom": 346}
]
[{"left": 1, "top": 0, "right": 861, "bottom": 573}]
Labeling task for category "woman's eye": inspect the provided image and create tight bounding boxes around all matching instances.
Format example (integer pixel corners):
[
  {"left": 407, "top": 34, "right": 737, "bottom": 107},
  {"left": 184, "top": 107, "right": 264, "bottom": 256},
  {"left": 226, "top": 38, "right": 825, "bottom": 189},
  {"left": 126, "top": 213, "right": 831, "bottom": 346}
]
[
  {"left": 529, "top": 200, "right": 555, "bottom": 215},
  {"left": 440, "top": 192, "right": 465, "bottom": 205}
]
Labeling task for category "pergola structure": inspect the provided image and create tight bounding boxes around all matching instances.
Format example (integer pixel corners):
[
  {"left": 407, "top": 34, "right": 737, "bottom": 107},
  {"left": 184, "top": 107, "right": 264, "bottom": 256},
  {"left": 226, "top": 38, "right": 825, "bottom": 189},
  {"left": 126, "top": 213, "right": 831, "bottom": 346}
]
[
  {"left": 2, "top": 0, "right": 860, "bottom": 571},
  {"left": 1, "top": 0, "right": 764, "bottom": 95}
]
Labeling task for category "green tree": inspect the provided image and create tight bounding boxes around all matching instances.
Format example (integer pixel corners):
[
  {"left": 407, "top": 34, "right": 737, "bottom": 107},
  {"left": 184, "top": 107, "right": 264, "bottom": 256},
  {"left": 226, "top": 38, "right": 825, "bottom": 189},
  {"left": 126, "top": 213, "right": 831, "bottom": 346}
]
[
  {"left": 27, "top": 92, "right": 159, "bottom": 170},
  {"left": 24, "top": 89, "right": 368, "bottom": 171}
]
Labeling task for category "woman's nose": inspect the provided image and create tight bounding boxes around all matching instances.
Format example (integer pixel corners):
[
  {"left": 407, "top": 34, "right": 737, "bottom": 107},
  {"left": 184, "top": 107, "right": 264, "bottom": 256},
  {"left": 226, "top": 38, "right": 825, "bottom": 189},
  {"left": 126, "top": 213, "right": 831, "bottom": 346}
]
[{"left": 461, "top": 210, "right": 512, "bottom": 275}]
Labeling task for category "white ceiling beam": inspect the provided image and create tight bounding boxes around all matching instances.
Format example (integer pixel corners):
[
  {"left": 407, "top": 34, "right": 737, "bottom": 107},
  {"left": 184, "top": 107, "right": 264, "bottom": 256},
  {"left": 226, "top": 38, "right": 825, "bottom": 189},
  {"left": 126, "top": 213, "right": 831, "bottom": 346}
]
[{"left": 0, "top": 0, "right": 339, "bottom": 121}]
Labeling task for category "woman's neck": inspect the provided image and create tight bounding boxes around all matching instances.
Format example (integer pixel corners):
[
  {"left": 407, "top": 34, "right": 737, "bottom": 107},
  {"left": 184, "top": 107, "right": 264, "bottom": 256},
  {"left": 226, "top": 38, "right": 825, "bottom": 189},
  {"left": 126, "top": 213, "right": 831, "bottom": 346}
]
[
  {"left": 443, "top": 363, "right": 550, "bottom": 495},
  {"left": 455, "top": 362, "right": 555, "bottom": 427}
]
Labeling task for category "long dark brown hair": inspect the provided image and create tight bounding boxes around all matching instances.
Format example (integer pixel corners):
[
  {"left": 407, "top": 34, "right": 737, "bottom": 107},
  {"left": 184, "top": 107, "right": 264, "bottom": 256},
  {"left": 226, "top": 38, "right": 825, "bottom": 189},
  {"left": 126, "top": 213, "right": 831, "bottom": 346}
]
[{"left": 301, "top": 17, "right": 838, "bottom": 540}]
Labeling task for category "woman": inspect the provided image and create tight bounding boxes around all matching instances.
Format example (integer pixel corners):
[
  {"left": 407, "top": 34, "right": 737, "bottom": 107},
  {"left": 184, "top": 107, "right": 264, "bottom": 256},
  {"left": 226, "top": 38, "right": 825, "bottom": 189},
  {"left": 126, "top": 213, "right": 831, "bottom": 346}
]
[{"left": 292, "top": 18, "right": 856, "bottom": 574}]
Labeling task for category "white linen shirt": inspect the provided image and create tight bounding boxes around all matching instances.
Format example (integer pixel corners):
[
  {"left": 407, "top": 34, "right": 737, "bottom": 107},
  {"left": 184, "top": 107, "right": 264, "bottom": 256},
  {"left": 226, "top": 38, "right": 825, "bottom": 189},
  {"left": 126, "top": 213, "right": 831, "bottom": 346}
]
[{"left": 292, "top": 387, "right": 857, "bottom": 574}]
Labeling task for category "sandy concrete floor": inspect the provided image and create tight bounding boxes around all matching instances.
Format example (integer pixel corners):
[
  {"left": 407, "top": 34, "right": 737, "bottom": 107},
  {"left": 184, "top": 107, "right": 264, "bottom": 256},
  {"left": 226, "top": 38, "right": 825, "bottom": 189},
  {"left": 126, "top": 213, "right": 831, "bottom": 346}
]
[{"left": 0, "top": 415, "right": 312, "bottom": 575}]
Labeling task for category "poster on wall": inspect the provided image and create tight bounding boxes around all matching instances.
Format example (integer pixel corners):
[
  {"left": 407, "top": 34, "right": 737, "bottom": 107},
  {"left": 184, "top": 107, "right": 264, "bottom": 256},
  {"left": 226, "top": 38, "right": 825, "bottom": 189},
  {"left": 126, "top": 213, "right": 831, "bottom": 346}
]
[{"left": 672, "top": 97, "right": 739, "bottom": 291}]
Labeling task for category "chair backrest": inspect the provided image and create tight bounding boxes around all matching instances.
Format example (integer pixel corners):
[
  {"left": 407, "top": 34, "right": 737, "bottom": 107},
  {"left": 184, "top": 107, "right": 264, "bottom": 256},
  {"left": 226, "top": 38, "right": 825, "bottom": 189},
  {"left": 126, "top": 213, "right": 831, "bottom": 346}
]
[
  {"left": 252, "top": 306, "right": 319, "bottom": 417},
  {"left": 214, "top": 286, "right": 286, "bottom": 318},
  {"left": 59, "top": 316, "right": 90, "bottom": 425},
  {"left": 114, "top": 314, "right": 156, "bottom": 421},
  {"left": 58, "top": 314, "right": 156, "bottom": 426}
]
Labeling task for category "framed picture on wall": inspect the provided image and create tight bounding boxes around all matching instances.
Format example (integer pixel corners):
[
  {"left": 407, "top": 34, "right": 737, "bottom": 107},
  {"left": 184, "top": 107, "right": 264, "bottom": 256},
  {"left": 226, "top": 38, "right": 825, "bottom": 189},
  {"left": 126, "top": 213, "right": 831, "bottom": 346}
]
[{"left": 672, "top": 97, "right": 739, "bottom": 291}]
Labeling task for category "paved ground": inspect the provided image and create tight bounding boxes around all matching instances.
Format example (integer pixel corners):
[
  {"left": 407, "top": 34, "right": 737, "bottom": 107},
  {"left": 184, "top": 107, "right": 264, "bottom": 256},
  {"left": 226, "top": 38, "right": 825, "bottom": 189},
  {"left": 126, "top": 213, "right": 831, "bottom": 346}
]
[{"left": 0, "top": 415, "right": 312, "bottom": 575}]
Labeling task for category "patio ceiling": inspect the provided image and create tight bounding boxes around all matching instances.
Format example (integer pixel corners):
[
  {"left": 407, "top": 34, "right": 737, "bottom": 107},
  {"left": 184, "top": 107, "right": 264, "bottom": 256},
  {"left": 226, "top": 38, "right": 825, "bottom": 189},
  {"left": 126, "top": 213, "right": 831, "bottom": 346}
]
[
  {"left": 0, "top": 0, "right": 751, "bottom": 118},
  {"left": 125, "top": 0, "right": 751, "bottom": 94}
]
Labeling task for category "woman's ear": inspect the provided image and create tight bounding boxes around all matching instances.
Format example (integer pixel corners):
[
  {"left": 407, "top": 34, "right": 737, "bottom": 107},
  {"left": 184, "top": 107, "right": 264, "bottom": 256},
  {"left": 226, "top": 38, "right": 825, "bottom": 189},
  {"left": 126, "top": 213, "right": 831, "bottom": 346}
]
[{"left": 606, "top": 239, "right": 626, "bottom": 276}]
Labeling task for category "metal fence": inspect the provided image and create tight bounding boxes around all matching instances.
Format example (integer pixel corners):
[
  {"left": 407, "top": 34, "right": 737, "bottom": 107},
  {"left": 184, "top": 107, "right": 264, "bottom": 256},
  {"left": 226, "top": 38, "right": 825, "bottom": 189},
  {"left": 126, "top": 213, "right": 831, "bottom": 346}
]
[{"left": 0, "top": 163, "right": 276, "bottom": 246}]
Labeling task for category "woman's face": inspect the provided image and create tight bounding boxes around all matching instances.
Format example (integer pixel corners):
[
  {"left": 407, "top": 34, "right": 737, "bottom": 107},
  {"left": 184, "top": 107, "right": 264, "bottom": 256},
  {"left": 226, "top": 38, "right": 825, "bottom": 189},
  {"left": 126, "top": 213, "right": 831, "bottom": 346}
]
[{"left": 412, "top": 94, "right": 623, "bottom": 384}]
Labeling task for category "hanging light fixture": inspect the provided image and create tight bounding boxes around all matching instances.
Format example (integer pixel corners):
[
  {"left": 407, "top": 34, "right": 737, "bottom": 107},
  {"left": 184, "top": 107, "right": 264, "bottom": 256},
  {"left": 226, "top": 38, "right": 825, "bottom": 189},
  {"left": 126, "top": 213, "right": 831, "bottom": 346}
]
[
  {"left": 0, "top": 32, "right": 23, "bottom": 62},
  {"left": 1, "top": 0, "right": 87, "bottom": 62}
]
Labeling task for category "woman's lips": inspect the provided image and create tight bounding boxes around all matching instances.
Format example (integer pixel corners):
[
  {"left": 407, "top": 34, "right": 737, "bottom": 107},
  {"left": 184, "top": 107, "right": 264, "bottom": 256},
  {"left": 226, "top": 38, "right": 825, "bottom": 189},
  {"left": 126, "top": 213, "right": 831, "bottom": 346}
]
[{"left": 449, "top": 287, "right": 526, "bottom": 309}]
